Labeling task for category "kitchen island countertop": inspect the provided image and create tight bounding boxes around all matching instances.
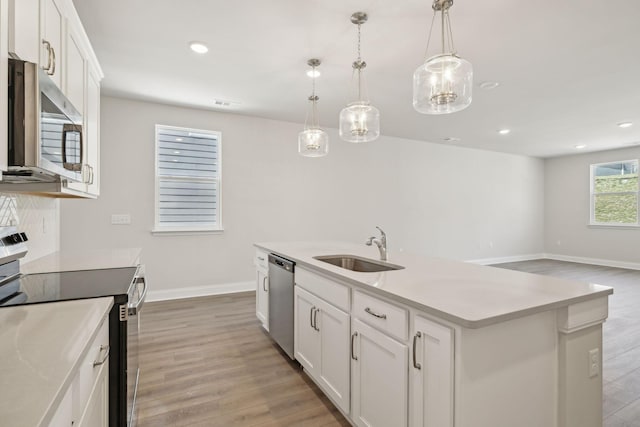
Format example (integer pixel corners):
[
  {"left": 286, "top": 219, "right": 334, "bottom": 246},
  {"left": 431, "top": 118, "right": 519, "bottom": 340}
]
[{"left": 255, "top": 241, "right": 613, "bottom": 328}]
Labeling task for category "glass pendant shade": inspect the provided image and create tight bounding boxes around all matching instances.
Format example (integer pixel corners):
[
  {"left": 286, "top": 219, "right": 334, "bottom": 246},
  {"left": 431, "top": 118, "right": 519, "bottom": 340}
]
[
  {"left": 413, "top": 54, "right": 472, "bottom": 114},
  {"left": 339, "top": 101, "right": 380, "bottom": 143},
  {"left": 298, "top": 128, "right": 328, "bottom": 157}
]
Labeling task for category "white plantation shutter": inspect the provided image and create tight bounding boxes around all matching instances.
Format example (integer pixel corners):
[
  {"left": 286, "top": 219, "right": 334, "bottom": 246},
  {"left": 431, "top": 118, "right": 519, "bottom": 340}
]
[{"left": 155, "top": 125, "right": 222, "bottom": 231}]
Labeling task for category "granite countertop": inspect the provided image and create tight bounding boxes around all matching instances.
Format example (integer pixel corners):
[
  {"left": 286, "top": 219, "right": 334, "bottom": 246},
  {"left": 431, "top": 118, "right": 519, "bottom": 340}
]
[
  {"left": 22, "top": 247, "right": 142, "bottom": 274},
  {"left": 255, "top": 241, "right": 613, "bottom": 328},
  {"left": 0, "top": 297, "right": 114, "bottom": 426}
]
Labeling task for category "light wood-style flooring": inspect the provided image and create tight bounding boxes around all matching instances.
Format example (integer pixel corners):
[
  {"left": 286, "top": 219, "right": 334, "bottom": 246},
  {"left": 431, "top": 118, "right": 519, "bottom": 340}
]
[
  {"left": 493, "top": 259, "right": 640, "bottom": 427},
  {"left": 137, "top": 260, "right": 639, "bottom": 427},
  {"left": 136, "top": 293, "right": 350, "bottom": 427}
]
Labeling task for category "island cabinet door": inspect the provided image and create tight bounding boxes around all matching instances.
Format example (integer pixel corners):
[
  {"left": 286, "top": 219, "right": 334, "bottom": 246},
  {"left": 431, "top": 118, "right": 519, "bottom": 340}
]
[
  {"left": 351, "top": 318, "right": 408, "bottom": 427},
  {"left": 410, "top": 316, "right": 454, "bottom": 427},
  {"left": 255, "top": 268, "right": 269, "bottom": 330},
  {"left": 294, "top": 286, "right": 321, "bottom": 373}
]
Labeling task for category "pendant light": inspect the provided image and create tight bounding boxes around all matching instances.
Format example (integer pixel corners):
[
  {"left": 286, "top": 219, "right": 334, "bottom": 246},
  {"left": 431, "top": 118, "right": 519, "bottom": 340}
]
[
  {"left": 413, "top": 0, "right": 472, "bottom": 114},
  {"left": 298, "top": 59, "right": 329, "bottom": 157},
  {"left": 339, "top": 12, "right": 380, "bottom": 143}
]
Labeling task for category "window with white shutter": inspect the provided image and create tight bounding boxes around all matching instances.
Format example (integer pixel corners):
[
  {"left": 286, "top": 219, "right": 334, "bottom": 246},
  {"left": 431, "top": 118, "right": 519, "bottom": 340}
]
[{"left": 154, "top": 125, "right": 222, "bottom": 233}]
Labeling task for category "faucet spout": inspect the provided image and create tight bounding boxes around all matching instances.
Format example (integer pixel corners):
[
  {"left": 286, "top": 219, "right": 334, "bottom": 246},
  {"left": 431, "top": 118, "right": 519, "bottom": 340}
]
[{"left": 365, "top": 227, "right": 387, "bottom": 261}]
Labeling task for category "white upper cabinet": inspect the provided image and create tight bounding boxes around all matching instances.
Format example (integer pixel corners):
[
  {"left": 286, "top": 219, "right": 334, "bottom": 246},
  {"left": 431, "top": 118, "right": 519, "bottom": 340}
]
[
  {"left": 40, "top": 0, "right": 64, "bottom": 89},
  {"left": 8, "top": 0, "right": 40, "bottom": 63},
  {"left": 65, "top": 24, "right": 85, "bottom": 114}
]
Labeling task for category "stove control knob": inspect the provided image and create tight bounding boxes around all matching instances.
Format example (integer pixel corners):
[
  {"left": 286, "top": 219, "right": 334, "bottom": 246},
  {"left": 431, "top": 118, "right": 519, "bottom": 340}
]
[{"left": 19, "top": 232, "right": 28, "bottom": 242}]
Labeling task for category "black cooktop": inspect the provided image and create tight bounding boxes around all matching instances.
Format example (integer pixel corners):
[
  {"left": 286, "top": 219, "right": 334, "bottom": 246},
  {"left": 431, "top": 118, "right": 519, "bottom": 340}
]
[{"left": 0, "top": 267, "right": 138, "bottom": 307}]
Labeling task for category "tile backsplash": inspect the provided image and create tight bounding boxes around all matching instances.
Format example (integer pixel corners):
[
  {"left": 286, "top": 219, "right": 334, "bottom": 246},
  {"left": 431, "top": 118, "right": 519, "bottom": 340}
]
[{"left": 0, "top": 194, "right": 60, "bottom": 263}]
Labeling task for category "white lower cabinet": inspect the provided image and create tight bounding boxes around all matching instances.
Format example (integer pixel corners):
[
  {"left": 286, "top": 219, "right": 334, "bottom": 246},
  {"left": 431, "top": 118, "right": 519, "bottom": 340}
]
[
  {"left": 295, "top": 285, "right": 350, "bottom": 413},
  {"left": 256, "top": 268, "right": 269, "bottom": 330},
  {"left": 48, "top": 317, "right": 109, "bottom": 427},
  {"left": 351, "top": 318, "right": 408, "bottom": 427},
  {"left": 255, "top": 249, "right": 269, "bottom": 330},
  {"left": 410, "top": 315, "right": 454, "bottom": 427}
]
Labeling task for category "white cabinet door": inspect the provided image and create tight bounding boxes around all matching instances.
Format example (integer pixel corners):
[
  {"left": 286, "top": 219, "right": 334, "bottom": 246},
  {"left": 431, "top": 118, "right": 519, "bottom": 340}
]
[
  {"left": 8, "top": 0, "right": 40, "bottom": 63},
  {"left": 316, "top": 295, "right": 350, "bottom": 413},
  {"left": 77, "top": 361, "right": 109, "bottom": 427},
  {"left": 85, "top": 68, "right": 100, "bottom": 195},
  {"left": 65, "top": 25, "right": 85, "bottom": 113},
  {"left": 256, "top": 268, "right": 269, "bottom": 330},
  {"left": 410, "top": 316, "right": 454, "bottom": 427},
  {"left": 294, "top": 286, "right": 320, "bottom": 372},
  {"left": 40, "top": 0, "right": 63, "bottom": 88},
  {"left": 352, "top": 318, "right": 408, "bottom": 427},
  {"left": 47, "top": 383, "right": 73, "bottom": 427},
  {"left": 295, "top": 285, "right": 350, "bottom": 414}
]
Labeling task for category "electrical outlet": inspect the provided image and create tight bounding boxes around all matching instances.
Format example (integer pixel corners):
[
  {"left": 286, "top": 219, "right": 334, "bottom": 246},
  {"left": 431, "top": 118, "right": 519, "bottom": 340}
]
[
  {"left": 588, "top": 348, "right": 599, "bottom": 378},
  {"left": 111, "top": 214, "right": 131, "bottom": 225}
]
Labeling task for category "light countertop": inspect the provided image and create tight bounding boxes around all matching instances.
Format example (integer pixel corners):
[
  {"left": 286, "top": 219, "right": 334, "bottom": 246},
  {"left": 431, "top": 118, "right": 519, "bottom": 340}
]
[
  {"left": 22, "top": 247, "right": 142, "bottom": 274},
  {"left": 255, "top": 241, "right": 613, "bottom": 328},
  {"left": 0, "top": 297, "right": 114, "bottom": 426}
]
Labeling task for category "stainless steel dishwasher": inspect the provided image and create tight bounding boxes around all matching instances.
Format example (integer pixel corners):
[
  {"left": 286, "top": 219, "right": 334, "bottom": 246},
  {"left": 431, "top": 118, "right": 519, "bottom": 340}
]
[{"left": 268, "top": 253, "right": 295, "bottom": 359}]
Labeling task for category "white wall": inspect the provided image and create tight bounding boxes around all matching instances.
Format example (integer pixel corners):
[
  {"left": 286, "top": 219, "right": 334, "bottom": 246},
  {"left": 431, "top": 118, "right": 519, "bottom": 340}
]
[
  {"left": 545, "top": 146, "right": 640, "bottom": 265},
  {"left": 60, "top": 96, "right": 545, "bottom": 295}
]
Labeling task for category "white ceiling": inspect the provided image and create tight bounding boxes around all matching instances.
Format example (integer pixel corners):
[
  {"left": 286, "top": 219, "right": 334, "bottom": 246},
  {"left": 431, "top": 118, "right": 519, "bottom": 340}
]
[{"left": 72, "top": 0, "right": 640, "bottom": 158}]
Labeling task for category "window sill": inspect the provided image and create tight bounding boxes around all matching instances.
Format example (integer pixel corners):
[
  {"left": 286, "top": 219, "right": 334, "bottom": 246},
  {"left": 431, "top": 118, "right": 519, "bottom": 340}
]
[
  {"left": 151, "top": 227, "right": 224, "bottom": 236},
  {"left": 588, "top": 223, "right": 639, "bottom": 230}
]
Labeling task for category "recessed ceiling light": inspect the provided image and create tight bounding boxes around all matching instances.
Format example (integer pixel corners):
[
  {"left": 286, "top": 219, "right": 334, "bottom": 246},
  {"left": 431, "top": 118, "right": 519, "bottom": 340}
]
[
  {"left": 189, "top": 42, "right": 209, "bottom": 54},
  {"left": 306, "top": 69, "right": 321, "bottom": 78},
  {"left": 443, "top": 137, "right": 461, "bottom": 142},
  {"left": 479, "top": 81, "right": 500, "bottom": 90},
  {"left": 498, "top": 129, "right": 511, "bottom": 135},
  {"left": 617, "top": 122, "right": 633, "bottom": 128},
  {"left": 575, "top": 144, "right": 586, "bottom": 149}
]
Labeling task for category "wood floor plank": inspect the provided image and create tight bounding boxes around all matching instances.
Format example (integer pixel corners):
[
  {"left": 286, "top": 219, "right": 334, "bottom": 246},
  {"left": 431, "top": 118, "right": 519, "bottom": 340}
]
[{"left": 137, "top": 292, "right": 350, "bottom": 427}]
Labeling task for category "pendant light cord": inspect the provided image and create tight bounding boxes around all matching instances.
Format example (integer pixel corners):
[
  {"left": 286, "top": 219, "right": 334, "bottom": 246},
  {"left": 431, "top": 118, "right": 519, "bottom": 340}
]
[
  {"left": 357, "top": 22, "right": 362, "bottom": 101},
  {"left": 422, "top": 12, "right": 437, "bottom": 61}
]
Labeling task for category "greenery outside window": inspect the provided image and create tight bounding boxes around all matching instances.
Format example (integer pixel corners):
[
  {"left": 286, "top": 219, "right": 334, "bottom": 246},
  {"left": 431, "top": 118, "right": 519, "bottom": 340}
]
[
  {"left": 153, "top": 125, "right": 222, "bottom": 233},
  {"left": 590, "top": 160, "right": 638, "bottom": 226}
]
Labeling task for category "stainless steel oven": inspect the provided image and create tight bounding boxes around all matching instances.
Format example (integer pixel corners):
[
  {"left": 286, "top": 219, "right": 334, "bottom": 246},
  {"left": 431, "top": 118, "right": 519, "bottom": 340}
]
[{"left": 126, "top": 267, "right": 146, "bottom": 427}]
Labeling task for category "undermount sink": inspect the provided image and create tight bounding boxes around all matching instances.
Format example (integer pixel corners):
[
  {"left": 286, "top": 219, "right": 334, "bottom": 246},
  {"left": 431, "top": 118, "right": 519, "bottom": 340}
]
[{"left": 313, "top": 255, "right": 404, "bottom": 273}]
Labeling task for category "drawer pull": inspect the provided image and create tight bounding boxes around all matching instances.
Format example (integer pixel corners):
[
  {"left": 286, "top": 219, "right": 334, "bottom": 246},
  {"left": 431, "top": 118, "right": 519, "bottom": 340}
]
[
  {"left": 313, "top": 308, "right": 320, "bottom": 331},
  {"left": 310, "top": 307, "right": 315, "bottom": 329},
  {"left": 93, "top": 345, "right": 110, "bottom": 367},
  {"left": 257, "top": 256, "right": 265, "bottom": 261},
  {"left": 365, "top": 307, "right": 387, "bottom": 319},
  {"left": 412, "top": 332, "right": 422, "bottom": 370}
]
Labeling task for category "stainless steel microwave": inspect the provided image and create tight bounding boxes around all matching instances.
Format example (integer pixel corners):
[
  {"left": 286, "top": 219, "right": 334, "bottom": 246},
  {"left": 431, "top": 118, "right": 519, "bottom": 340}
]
[{"left": 6, "top": 59, "right": 85, "bottom": 183}]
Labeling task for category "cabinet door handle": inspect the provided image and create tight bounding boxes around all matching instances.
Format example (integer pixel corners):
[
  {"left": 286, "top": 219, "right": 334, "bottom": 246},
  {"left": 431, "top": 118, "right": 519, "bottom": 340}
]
[
  {"left": 313, "top": 308, "right": 320, "bottom": 331},
  {"left": 310, "top": 307, "right": 316, "bottom": 329},
  {"left": 93, "top": 345, "right": 110, "bottom": 367},
  {"left": 351, "top": 332, "right": 358, "bottom": 361},
  {"left": 365, "top": 307, "right": 387, "bottom": 319},
  {"left": 262, "top": 276, "right": 268, "bottom": 292},
  {"left": 42, "top": 39, "right": 52, "bottom": 71},
  {"left": 47, "top": 48, "right": 56, "bottom": 76},
  {"left": 88, "top": 165, "right": 94, "bottom": 185},
  {"left": 257, "top": 256, "right": 265, "bottom": 261},
  {"left": 412, "top": 331, "right": 422, "bottom": 370}
]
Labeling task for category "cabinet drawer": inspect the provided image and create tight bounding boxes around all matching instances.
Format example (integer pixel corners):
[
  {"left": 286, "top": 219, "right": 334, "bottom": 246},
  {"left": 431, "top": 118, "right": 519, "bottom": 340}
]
[
  {"left": 353, "top": 290, "right": 408, "bottom": 341},
  {"left": 255, "top": 249, "right": 268, "bottom": 271},
  {"left": 74, "top": 317, "right": 109, "bottom": 419},
  {"left": 295, "top": 267, "right": 350, "bottom": 312}
]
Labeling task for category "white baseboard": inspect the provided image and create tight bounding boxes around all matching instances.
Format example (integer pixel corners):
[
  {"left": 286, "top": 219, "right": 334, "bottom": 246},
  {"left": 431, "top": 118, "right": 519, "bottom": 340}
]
[
  {"left": 147, "top": 281, "right": 255, "bottom": 302},
  {"left": 544, "top": 253, "right": 640, "bottom": 271},
  {"left": 467, "top": 253, "right": 546, "bottom": 266}
]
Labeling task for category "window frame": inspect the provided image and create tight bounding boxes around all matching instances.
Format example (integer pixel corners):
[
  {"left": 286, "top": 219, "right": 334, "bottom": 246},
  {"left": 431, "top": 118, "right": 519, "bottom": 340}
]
[
  {"left": 589, "top": 159, "right": 639, "bottom": 228},
  {"left": 152, "top": 124, "right": 223, "bottom": 235}
]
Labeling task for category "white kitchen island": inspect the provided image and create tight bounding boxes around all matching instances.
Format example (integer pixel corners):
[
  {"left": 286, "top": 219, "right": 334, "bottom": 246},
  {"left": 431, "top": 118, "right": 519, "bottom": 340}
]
[{"left": 255, "top": 241, "right": 613, "bottom": 427}]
